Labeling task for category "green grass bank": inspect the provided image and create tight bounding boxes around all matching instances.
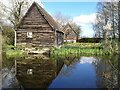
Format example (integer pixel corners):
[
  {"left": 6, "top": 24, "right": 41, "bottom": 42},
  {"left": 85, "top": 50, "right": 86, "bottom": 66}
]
[{"left": 51, "top": 43, "right": 119, "bottom": 55}]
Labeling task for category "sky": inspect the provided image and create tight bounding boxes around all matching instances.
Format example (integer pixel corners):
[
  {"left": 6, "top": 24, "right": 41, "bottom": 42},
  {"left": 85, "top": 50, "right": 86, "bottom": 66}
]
[
  {"left": 42, "top": 2, "right": 98, "bottom": 37},
  {"left": 0, "top": 0, "right": 99, "bottom": 37}
]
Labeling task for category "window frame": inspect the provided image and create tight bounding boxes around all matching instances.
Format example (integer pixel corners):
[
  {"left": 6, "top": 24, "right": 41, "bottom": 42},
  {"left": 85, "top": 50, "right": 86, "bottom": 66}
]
[{"left": 27, "top": 32, "right": 32, "bottom": 38}]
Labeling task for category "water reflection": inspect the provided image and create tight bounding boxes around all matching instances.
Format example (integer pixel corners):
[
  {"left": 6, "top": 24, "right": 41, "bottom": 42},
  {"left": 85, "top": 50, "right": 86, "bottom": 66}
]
[
  {"left": 49, "top": 56, "right": 118, "bottom": 88},
  {"left": 49, "top": 56, "right": 97, "bottom": 88},
  {"left": 95, "top": 55, "right": 118, "bottom": 88},
  {"left": 16, "top": 55, "right": 64, "bottom": 88},
  {"left": 2, "top": 53, "right": 21, "bottom": 88},
  {"left": 2, "top": 54, "right": 119, "bottom": 89}
]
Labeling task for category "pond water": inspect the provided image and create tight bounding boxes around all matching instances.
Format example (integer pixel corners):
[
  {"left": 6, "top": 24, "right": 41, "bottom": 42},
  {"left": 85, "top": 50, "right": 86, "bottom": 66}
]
[{"left": 1, "top": 54, "right": 119, "bottom": 89}]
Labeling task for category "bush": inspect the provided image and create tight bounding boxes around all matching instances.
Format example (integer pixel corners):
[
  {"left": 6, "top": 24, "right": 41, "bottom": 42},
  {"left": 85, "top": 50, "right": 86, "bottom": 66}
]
[
  {"left": 101, "top": 40, "right": 119, "bottom": 52},
  {"left": 2, "top": 26, "right": 15, "bottom": 45},
  {"left": 7, "top": 45, "right": 15, "bottom": 50},
  {"left": 78, "top": 38, "right": 104, "bottom": 43}
]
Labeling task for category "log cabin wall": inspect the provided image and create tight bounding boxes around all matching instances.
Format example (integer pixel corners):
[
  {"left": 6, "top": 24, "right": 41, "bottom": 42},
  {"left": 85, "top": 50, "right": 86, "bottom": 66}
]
[
  {"left": 56, "top": 31, "right": 64, "bottom": 46},
  {"left": 16, "top": 2, "right": 64, "bottom": 48}
]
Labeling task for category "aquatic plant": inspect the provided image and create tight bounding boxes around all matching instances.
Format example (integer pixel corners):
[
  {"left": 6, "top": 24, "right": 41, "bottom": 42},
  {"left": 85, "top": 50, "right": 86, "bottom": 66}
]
[
  {"left": 52, "top": 43, "right": 114, "bottom": 55},
  {"left": 52, "top": 47, "right": 113, "bottom": 55}
]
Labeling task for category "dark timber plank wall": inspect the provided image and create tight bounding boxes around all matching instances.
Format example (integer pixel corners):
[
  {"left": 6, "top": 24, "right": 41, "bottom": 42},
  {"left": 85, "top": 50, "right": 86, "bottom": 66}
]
[{"left": 16, "top": 2, "right": 64, "bottom": 48}]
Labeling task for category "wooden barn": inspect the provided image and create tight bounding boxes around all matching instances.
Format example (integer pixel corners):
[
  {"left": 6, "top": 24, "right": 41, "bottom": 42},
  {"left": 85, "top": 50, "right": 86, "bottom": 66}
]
[
  {"left": 62, "top": 23, "right": 77, "bottom": 43},
  {"left": 15, "top": 2, "right": 64, "bottom": 48}
]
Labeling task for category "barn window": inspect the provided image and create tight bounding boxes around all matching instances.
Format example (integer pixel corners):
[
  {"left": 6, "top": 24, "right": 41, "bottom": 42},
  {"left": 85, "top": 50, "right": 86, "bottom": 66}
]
[{"left": 27, "top": 32, "right": 32, "bottom": 38}]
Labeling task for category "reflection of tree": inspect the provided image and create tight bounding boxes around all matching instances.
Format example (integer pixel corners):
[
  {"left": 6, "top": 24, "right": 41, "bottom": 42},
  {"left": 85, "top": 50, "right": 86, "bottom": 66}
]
[
  {"left": 94, "top": 55, "right": 118, "bottom": 88},
  {"left": 2, "top": 54, "right": 64, "bottom": 88},
  {"left": 2, "top": 54, "right": 119, "bottom": 88},
  {"left": 2, "top": 53, "right": 21, "bottom": 88},
  {"left": 2, "top": 53, "right": 15, "bottom": 69},
  {"left": 118, "top": 56, "right": 120, "bottom": 88},
  {"left": 118, "top": 55, "right": 120, "bottom": 88}
]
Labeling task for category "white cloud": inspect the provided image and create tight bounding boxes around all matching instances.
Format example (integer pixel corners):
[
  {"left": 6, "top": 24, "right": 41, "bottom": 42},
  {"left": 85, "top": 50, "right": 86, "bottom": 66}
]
[
  {"left": 80, "top": 25, "right": 95, "bottom": 37},
  {"left": 0, "top": 0, "right": 44, "bottom": 9},
  {"left": 73, "top": 13, "right": 97, "bottom": 26},
  {"left": 41, "top": 0, "right": 116, "bottom": 2},
  {"left": 0, "top": 0, "right": 10, "bottom": 9},
  {"left": 73, "top": 13, "right": 97, "bottom": 37},
  {"left": 80, "top": 57, "right": 97, "bottom": 64}
]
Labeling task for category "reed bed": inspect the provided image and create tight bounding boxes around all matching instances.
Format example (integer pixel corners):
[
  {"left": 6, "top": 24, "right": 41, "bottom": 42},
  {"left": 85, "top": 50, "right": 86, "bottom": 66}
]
[{"left": 51, "top": 43, "right": 113, "bottom": 55}]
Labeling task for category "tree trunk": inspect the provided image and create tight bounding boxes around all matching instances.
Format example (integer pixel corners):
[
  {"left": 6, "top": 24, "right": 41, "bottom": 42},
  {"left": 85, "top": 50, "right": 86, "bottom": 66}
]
[
  {"left": 112, "top": 13, "right": 115, "bottom": 39},
  {"left": 104, "top": 31, "right": 107, "bottom": 43},
  {"left": 118, "top": 1, "right": 120, "bottom": 42},
  {"left": 104, "top": 18, "right": 108, "bottom": 43},
  {"left": 118, "top": 55, "right": 120, "bottom": 88},
  {"left": 112, "top": 3, "right": 115, "bottom": 39},
  {"left": 118, "top": 1, "right": 120, "bottom": 54},
  {"left": 76, "top": 35, "right": 79, "bottom": 42}
]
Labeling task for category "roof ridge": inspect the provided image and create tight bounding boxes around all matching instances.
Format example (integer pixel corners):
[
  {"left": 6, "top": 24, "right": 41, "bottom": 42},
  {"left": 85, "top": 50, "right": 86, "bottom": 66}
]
[
  {"left": 34, "top": 2, "right": 61, "bottom": 31},
  {"left": 62, "top": 23, "right": 77, "bottom": 35},
  {"left": 17, "top": 2, "right": 63, "bottom": 33},
  {"left": 34, "top": 2, "right": 55, "bottom": 29}
]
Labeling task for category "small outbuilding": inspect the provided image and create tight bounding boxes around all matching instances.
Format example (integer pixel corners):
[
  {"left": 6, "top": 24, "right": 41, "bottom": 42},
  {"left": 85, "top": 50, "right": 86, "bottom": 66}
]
[
  {"left": 62, "top": 23, "right": 77, "bottom": 43},
  {"left": 15, "top": 2, "right": 64, "bottom": 48}
]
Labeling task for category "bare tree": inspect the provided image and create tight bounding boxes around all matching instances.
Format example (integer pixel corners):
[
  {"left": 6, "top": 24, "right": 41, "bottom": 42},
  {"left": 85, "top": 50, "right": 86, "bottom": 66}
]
[
  {"left": 93, "top": 1, "right": 119, "bottom": 43},
  {"left": 118, "top": 1, "right": 120, "bottom": 42},
  {"left": 0, "top": 0, "right": 30, "bottom": 29},
  {"left": 54, "top": 12, "right": 72, "bottom": 29},
  {"left": 54, "top": 12, "right": 81, "bottom": 42}
]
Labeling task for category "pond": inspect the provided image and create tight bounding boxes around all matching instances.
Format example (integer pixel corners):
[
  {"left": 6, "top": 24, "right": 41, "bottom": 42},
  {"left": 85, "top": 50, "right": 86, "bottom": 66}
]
[{"left": 1, "top": 54, "right": 119, "bottom": 89}]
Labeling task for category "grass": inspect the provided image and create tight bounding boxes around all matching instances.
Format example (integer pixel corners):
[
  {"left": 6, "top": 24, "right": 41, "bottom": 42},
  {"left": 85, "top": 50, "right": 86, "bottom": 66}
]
[
  {"left": 6, "top": 49, "right": 28, "bottom": 56},
  {"left": 51, "top": 43, "right": 113, "bottom": 55},
  {"left": 5, "top": 45, "right": 28, "bottom": 56},
  {"left": 5, "top": 43, "right": 117, "bottom": 56},
  {"left": 52, "top": 47, "right": 112, "bottom": 55}
]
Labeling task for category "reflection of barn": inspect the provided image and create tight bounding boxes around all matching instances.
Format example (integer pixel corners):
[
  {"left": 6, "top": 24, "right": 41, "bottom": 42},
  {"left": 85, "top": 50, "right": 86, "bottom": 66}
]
[
  {"left": 64, "top": 57, "right": 79, "bottom": 66},
  {"left": 62, "top": 23, "right": 77, "bottom": 43},
  {"left": 16, "top": 55, "right": 64, "bottom": 88}
]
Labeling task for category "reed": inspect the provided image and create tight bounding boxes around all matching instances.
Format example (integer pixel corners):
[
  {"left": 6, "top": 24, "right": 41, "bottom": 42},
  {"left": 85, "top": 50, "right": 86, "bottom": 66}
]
[{"left": 52, "top": 45, "right": 113, "bottom": 55}]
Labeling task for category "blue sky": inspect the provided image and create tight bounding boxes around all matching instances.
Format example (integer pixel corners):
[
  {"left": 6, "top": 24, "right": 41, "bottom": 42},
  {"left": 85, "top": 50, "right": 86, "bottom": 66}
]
[
  {"left": 1, "top": 0, "right": 98, "bottom": 37},
  {"left": 43, "top": 2, "right": 97, "bottom": 16},
  {"left": 42, "top": 2, "right": 98, "bottom": 37}
]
